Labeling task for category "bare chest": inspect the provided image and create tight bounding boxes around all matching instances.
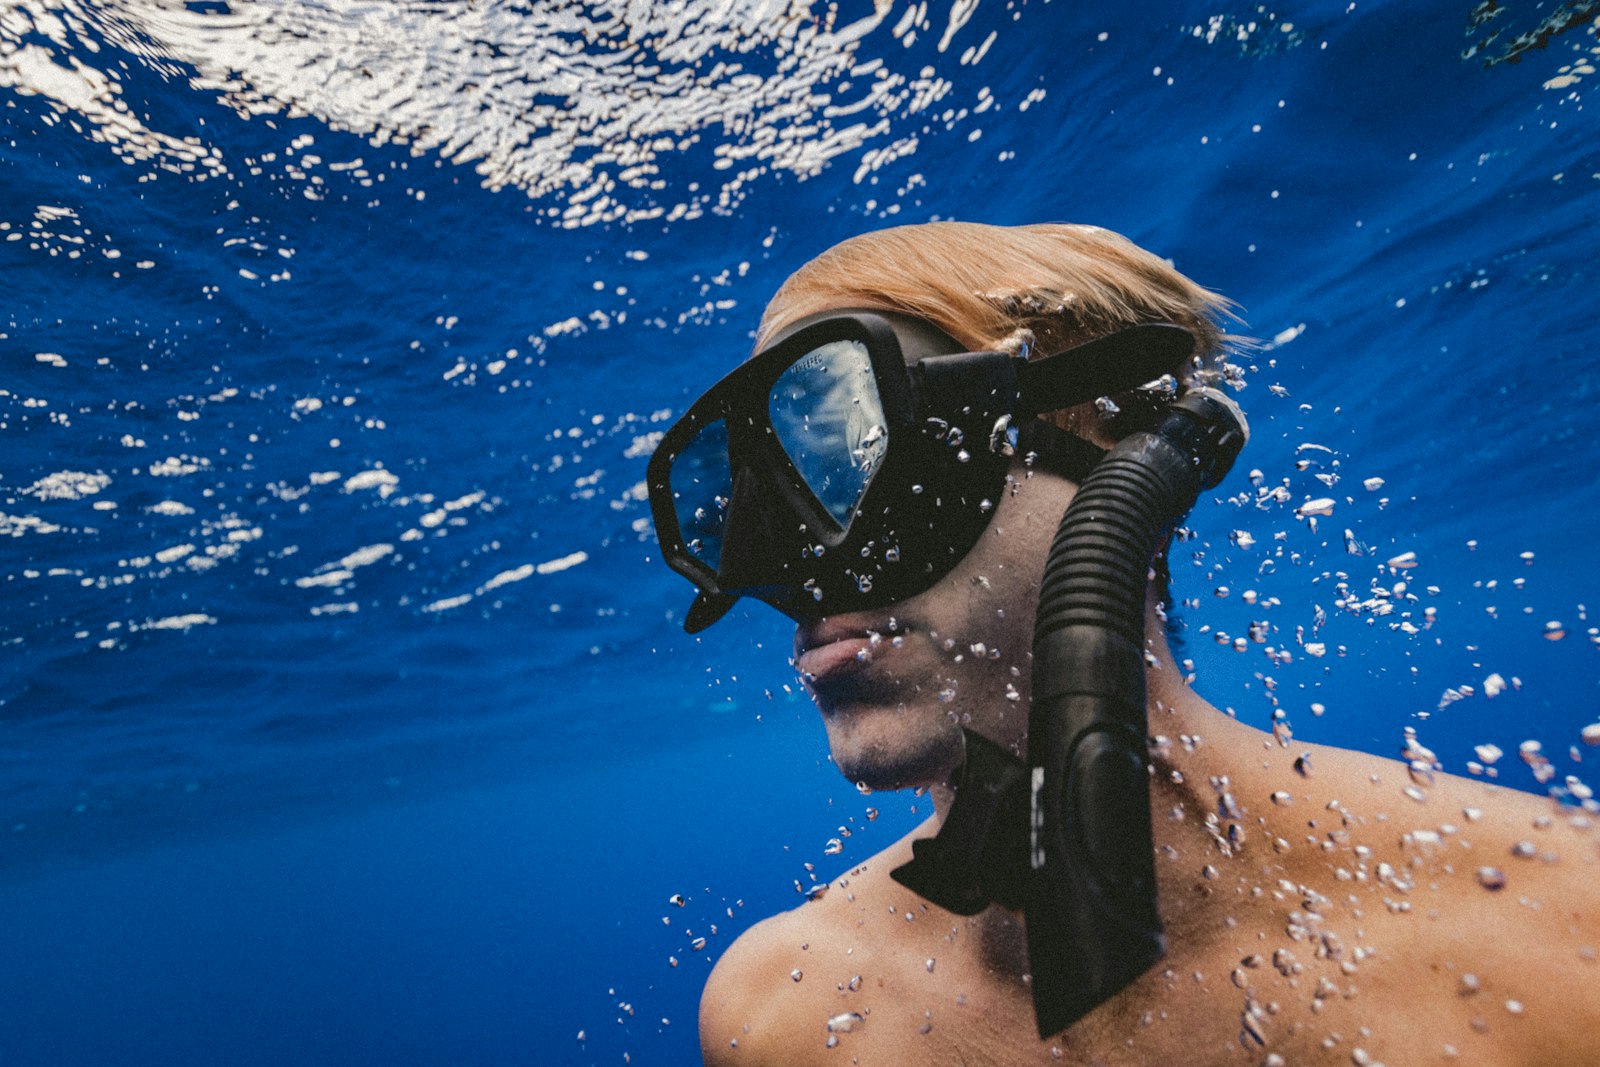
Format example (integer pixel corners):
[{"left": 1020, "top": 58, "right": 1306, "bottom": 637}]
[{"left": 796, "top": 926, "right": 1464, "bottom": 1067}]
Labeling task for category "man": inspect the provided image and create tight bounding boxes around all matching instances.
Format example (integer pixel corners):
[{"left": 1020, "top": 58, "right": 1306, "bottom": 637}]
[{"left": 651, "top": 223, "right": 1598, "bottom": 1066}]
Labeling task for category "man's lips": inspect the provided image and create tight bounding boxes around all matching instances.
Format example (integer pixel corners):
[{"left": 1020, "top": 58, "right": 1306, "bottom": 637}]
[
  {"left": 794, "top": 618, "right": 901, "bottom": 681},
  {"left": 794, "top": 635, "right": 874, "bottom": 680}
]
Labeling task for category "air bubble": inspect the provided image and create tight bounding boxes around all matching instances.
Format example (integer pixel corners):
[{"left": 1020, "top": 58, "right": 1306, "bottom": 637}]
[
  {"left": 1145, "top": 374, "right": 1178, "bottom": 400},
  {"left": 826, "top": 1012, "right": 863, "bottom": 1033},
  {"left": 1476, "top": 867, "right": 1507, "bottom": 891},
  {"left": 790, "top": 968, "right": 803, "bottom": 982},
  {"left": 989, "top": 415, "right": 1017, "bottom": 456}
]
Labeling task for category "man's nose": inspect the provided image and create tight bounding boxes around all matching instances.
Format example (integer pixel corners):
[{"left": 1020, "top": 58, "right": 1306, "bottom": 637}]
[{"left": 713, "top": 465, "right": 798, "bottom": 593}]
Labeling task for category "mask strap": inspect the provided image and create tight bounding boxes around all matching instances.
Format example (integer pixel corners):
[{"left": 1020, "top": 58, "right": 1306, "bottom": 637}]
[
  {"left": 1015, "top": 324, "right": 1194, "bottom": 414},
  {"left": 1014, "top": 419, "right": 1107, "bottom": 483}
]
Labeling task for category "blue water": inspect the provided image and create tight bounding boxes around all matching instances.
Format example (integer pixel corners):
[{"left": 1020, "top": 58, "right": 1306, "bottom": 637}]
[{"left": 2, "top": 1, "right": 1597, "bottom": 1063}]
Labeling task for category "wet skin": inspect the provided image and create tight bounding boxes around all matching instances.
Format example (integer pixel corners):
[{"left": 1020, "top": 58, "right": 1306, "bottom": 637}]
[{"left": 701, "top": 465, "right": 1600, "bottom": 1067}]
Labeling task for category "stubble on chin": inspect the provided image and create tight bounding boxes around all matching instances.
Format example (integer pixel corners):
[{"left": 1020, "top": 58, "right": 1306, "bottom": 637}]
[
  {"left": 819, "top": 702, "right": 966, "bottom": 792},
  {"left": 799, "top": 626, "right": 969, "bottom": 790}
]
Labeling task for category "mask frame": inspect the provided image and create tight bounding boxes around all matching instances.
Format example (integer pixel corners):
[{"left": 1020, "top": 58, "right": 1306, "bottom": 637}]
[{"left": 647, "top": 309, "right": 1194, "bottom": 632}]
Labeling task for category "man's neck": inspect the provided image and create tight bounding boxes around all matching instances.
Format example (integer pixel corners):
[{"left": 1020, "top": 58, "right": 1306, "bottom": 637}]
[{"left": 929, "top": 599, "right": 1235, "bottom": 821}]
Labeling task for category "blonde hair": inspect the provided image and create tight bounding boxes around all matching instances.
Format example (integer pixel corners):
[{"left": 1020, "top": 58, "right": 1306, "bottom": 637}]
[{"left": 759, "top": 222, "right": 1238, "bottom": 443}]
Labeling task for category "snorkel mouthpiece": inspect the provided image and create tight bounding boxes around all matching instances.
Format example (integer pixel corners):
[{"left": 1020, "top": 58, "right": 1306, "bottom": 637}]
[{"left": 891, "top": 385, "right": 1248, "bottom": 1038}]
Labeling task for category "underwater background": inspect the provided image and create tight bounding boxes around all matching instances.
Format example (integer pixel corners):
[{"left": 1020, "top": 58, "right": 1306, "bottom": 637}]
[{"left": 2, "top": 0, "right": 1597, "bottom": 1063}]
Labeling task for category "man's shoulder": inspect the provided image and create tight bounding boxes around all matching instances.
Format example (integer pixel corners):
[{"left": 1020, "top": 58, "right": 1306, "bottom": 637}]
[
  {"left": 698, "top": 883, "right": 857, "bottom": 1067},
  {"left": 1269, "top": 746, "right": 1600, "bottom": 1066},
  {"left": 699, "top": 907, "right": 797, "bottom": 1064},
  {"left": 699, "top": 834, "right": 929, "bottom": 1067}
]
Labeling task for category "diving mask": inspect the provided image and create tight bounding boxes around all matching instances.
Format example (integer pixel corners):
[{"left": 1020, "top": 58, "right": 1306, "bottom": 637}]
[{"left": 646, "top": 308, "right": 1195, "bottom": 632}]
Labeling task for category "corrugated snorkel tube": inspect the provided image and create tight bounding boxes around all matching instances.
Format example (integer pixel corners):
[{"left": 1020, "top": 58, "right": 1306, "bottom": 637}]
[{"left": 1024, "top": 386, "right": 1247, "bottom": 1036}]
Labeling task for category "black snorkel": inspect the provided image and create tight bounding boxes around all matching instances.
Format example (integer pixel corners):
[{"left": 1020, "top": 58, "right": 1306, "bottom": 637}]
[{"left": 891, "top": 383, "right": 1247, "bottom": 1037}]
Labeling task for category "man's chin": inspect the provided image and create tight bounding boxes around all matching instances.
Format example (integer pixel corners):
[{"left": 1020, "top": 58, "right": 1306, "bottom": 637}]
[{"left": 822, "top": 708, "right": 964, "bottom": 792}]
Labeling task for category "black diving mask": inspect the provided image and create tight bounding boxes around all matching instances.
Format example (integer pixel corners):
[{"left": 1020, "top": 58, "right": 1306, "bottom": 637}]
[{"left": 647, "top": 308, "right": 1197, "bottom": 632}]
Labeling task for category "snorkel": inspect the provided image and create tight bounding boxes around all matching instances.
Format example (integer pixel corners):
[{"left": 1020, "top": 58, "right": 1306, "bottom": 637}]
[{"left": 891, "top": 385, "right": 1248, "bottom": 1035}]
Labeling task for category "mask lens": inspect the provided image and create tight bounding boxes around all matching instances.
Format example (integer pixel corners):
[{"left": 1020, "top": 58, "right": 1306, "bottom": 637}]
[
  {"left": 669, "top": 418, "right": 732, "bottom": 569},
  {"left": 768, "top": 340, "right": 889, "bottom": 528}
]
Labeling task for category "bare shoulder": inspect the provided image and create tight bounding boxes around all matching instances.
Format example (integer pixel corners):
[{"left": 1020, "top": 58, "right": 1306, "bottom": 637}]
[
  {"left": 1291, "top": 742, "right": 1600, "bottom": 1063},
  {"left": 1214, "top": 730, "right": 1600, "bottom": 1065},
  {"left": 1423, "top": 773, "right": 1600, "bottom": 1055},
  {"left": 699, "top": 856, "right": 891, "bottom": 1067},
  {"left": 699, "top": 821, "right": 960, "bottom": 1067},
  {"left": 698, "top": 906, "right": 805, "bottom": 1066}
]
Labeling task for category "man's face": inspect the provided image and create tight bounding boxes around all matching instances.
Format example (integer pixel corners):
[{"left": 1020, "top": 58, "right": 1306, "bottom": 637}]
[{"left": 792, "top": 463, "right": 1079, "bottom": 791}]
